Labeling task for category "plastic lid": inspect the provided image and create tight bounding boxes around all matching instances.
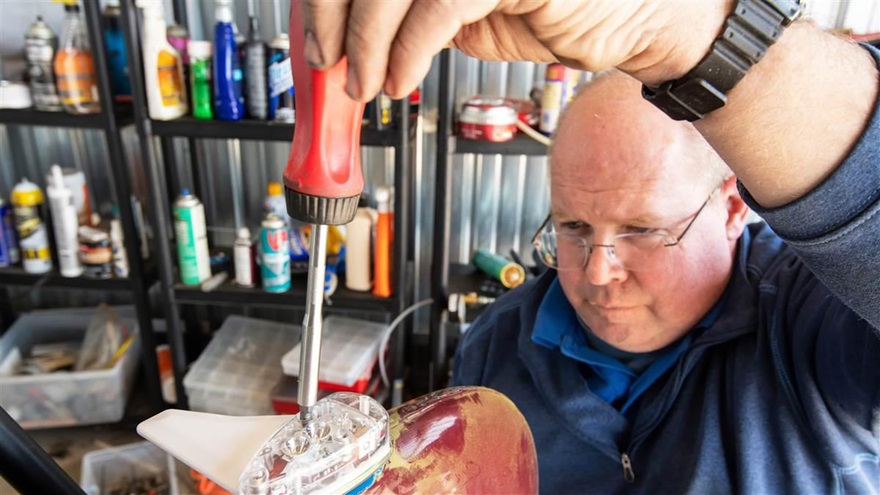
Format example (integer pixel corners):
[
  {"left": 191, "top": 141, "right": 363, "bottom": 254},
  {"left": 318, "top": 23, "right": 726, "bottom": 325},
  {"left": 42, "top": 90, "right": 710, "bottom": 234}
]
[
  {"left": 180, "top": 187, "right": 190, "bottom": 196},
  {"left": 237, "top": 227, "right": 251, "bottom": 239},
  {"left": 215, "top": 0, "right": 232, "bottom": 23},
  {"left": 267, "top": 182, "right": 282, "bottom": 196},
  {"left": 11, "top": 178, "right": 43, "bottom": 206},
  {"left": 281, "top": 316, "right": 387, "bottom": 386},
  {"left": 188, "top": 40, "right": 212, "bottom": 58}
]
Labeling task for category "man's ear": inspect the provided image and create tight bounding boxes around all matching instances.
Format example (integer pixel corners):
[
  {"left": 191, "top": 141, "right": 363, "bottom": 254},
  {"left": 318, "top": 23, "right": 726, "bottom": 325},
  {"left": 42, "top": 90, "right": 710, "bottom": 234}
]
[{"left": 721, "top": 175, "right": 749, "bottom": 242}]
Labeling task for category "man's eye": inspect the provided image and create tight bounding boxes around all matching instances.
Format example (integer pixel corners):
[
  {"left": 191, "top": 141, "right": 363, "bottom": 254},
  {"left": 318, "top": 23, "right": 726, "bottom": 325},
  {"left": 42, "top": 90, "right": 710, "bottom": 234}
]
[
  {"left": 559, "top": 221, "right": 586, "bottom": 231},
  {"left": 623, "top": 225, "right": 659, "bottom": 235}
]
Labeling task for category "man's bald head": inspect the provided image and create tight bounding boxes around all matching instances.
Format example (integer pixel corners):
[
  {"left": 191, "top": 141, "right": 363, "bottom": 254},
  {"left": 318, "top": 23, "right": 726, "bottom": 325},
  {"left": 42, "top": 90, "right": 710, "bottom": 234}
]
[{"left": 550, "top": 70, "right": 732, "bottom": 191}]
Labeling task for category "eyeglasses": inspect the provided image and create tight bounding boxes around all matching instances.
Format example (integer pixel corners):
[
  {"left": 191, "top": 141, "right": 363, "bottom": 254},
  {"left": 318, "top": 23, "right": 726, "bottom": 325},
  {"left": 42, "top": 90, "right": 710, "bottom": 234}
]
[{"left": 531, "top": 188, "right": 718, "bottom": 272}]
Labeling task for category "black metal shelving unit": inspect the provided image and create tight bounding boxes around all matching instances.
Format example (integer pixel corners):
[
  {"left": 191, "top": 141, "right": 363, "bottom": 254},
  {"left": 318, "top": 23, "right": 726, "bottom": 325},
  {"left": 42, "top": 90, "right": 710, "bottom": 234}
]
[
  {"left": 429, "top": 49, "right": 549, "bottom": 391},
  {"left": 0, "top": 0, "right": 164, "bottom": 412},
  {"left": 118, "top": 0, "right": 415, "bottom": 409},
  {"left": 451, "top": 133, "right": 547, "bottom": 156}
]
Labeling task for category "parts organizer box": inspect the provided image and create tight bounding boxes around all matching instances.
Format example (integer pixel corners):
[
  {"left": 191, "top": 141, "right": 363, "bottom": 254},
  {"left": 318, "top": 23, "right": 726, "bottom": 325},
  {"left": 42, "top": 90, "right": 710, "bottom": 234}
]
[
  {"left": 281, "top": 316, "right": 387, "bottom": 392},
  {"left": 0, "top": 308, "right": 141, "bottom": 429},
  {"left": 183, "top": 315, "right": 300, "bottom": 416},
  {"left": 80, "top": 441, "right": 191, "bottom": 495}
]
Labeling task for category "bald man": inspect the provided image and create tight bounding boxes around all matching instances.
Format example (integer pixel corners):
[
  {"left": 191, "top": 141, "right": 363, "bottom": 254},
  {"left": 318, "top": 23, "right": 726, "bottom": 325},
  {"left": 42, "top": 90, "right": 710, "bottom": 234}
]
[
  {"left": 295, "top": 0, "right": 879, "bottom": 491},
  {"left": 451, "top": 68, "right": 879, "bottom": 494}
]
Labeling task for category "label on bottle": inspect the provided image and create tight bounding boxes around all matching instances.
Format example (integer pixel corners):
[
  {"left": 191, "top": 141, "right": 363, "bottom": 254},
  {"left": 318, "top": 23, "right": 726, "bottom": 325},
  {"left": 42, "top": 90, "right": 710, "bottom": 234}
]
[
  {"left": 55, "top": 49, "right": 99, "bottom": 107},
  {"left": 268, "top": 57, "right": 292, "bottom": 98},
  {"left": 190, "top": 58, "right": 213, "bottom": 119},
  {"left": 158, "top": 49, "right": 184, "bottom": 108}
]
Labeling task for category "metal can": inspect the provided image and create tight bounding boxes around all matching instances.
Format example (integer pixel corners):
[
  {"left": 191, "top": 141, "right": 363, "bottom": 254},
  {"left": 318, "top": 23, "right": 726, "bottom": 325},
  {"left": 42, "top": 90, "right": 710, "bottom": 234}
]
[
  {"left": 78, "top": 225, "right": 112, "bottom": 279},
  {"left": 24, "top": 16, "right": 62, "bottom": 112},
  {"left": 473, "top": 249, "right": 526, "bottom": 289},
  {"left": 0, "top": 197, "right": 20, "bottom": 266},
  {"left": 267, "top": 33, "right": 294, "bottom": 122},
  {"left": 233, "top": 227, "right": 255, "bottom": 288},
  {"left": 539, "top": 63, "right": 580, "bottom": 135},
  {"left": 244, "top": 16, "right": 268, "bottom": 120},
  {"left": 173, "top": 189, "right": 211, "bottom": 285},
  {"left": 459, "top": 96, "right": 518, "bottom": 142},
  {"left": 260, "top": 213, "right": 290, "bottom": 293},
  {"left": 12, "top": 179, "right": 52, "bottom": 274}
]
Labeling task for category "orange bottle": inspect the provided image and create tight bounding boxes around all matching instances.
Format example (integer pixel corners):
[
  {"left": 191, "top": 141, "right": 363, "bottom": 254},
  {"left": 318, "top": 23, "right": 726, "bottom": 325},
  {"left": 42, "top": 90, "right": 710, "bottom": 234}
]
[
  {"left": 54, "top": 2, "right": 101, "bottom": 114},
  {"left": 373, "top": 186, "right": 393, "bottom": 298}
]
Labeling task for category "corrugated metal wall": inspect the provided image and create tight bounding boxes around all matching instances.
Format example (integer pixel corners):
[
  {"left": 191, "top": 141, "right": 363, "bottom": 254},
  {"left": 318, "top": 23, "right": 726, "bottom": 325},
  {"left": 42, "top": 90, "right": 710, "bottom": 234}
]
[{"left": 2, "top": 0, "right": 877, "bottom": 324}]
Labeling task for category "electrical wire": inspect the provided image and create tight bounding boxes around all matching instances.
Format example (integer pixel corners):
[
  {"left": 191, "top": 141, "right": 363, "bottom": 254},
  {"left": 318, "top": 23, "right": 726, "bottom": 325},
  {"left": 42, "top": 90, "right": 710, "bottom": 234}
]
[
  {"left": 378, "top": 298, "right": 434, "bottom": 389},
  {"left": 516, "top": 119, "right": 552, "bottom": 146}
]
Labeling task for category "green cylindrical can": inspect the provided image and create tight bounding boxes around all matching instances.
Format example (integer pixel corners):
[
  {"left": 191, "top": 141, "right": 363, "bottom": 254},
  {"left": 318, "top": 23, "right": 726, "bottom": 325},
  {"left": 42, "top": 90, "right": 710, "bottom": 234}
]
[
  {"left": 473, "top": 249, "right": 526, "bottom": 289},
  {"left": 173, "top": 188, "right": 211, "bottom": 285}
]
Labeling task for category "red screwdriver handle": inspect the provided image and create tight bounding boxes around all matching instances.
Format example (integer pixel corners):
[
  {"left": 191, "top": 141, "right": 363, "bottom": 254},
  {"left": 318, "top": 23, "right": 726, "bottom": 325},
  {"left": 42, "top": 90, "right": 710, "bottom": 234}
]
[{"left": 284, "top": 6, "right": 366, "bottom": 225}]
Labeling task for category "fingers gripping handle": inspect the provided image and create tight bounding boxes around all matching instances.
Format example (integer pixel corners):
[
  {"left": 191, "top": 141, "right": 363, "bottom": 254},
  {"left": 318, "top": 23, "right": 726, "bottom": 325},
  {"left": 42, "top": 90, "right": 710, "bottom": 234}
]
[{"left": 284, "top": 6, "right": 366, "bottom": 225}]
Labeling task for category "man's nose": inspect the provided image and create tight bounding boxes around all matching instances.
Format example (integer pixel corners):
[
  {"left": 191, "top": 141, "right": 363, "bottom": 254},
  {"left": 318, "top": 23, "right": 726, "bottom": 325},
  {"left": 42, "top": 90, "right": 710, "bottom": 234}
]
[{"left": 585, "top": 245, "right": 627, "bottom": 285}]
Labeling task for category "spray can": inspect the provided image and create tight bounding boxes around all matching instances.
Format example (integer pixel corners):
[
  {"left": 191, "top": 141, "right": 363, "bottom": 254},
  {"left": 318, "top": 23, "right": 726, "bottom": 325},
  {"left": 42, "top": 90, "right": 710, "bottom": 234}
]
[
  {"left": 24, "top": 16, "right": 62, "bottom": 112},
  {"left": 188, "top": 40, "right": 213, "bottom": 120},
  {"left": 260, "top": 213, "right": 290, "bottom": 293},
  {"left": 173, "top": 189, "right": 211, "bottom": 285},
  {"left": 102, "top": 1, "right": 132, "bottom": 102},
  {"left": 234, "top": 227, "right": 255, "bottom": 288},
  {"left": 0, "top": 197, "right": 19, "bottom": 266},
  {"left": 539, "top": 64, "right": 580, "bottom": 135},
  {"left": 244, "top": 16, "right": 268, "bottom": 119},
  {"left": 110, "top": 215, "right": 129, "bottom": 278},
  {"left": 12, "top": 179, "right": 52, "bottom": 274},
  {"left": 267, "top": 33, "right": 294, "bottom": 122},
  {"left": 473, "top": 249, "right": 526, "bottom": 289},
  {"left": 373, "top": 186, "right": 393, "bottom": 298},
  {"left": 46, "top": 165, "right": 82, "bottom": 277}
]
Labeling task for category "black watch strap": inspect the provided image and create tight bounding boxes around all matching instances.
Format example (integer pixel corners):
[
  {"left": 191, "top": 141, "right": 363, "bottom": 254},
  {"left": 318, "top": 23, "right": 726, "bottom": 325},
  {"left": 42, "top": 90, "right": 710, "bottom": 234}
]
[{"left": 642, "top": 0, "right": 803, "bottom": 121}]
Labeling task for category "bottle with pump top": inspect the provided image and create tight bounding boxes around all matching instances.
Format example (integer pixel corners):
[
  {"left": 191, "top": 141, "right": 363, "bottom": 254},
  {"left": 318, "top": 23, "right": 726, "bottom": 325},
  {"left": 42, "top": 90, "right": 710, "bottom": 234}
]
[
  {"left": 244, "top": 16, "right": 268, "bottom": 120},
  {"left": 54, "top": 1, "right": 101, "bottom": 114},
  {"left": 213, "top": 0, "right": 244, "bottom": 121},
  {"left": 47, "top": 165, "right": 82, "bottom": 278},
  {"left": 24, "top": 16, "right": 62, "bottom": 111},
  {"left": 137, "top": 0, "right": 188, "bottom": 120}
]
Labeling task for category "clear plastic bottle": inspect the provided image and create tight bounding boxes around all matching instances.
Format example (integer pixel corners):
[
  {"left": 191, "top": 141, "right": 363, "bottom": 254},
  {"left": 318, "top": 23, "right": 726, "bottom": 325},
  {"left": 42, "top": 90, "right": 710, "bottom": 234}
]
[{"left": 54, "top": 2, "right": 101, "bottom": 114}]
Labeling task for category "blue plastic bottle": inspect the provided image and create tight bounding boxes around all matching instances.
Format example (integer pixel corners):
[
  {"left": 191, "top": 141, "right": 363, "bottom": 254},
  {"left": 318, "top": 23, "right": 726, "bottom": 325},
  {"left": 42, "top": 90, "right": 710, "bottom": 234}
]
[{"left": 213, "top": 0, "right": 244, "bottom": 120}]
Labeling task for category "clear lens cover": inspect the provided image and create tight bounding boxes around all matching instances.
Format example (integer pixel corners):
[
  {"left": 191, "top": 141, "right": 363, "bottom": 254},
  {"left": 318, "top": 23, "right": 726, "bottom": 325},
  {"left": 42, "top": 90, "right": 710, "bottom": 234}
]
[{"left": 238, "top": 393, "right": 391, "bottom": 495}]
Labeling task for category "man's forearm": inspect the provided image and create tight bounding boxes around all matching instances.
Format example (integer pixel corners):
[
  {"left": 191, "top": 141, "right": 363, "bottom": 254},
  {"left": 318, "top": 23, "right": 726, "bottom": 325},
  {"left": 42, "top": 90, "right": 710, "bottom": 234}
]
[{"left": 695, "top": 22, "right": 879, "bottom": 208}]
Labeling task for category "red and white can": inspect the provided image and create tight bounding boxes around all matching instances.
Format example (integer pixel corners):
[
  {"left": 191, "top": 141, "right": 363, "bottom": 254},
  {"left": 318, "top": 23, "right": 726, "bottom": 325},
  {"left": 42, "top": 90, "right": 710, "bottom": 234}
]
[{"left": 459, "top": 97, "right": 518, "bottom": 142}]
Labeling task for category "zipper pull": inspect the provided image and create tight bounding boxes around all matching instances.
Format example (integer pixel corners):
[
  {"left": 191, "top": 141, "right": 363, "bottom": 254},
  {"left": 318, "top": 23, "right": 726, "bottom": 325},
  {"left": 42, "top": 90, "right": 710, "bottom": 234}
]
[{"left": 621, "top": 453, "right": 635, "bottom": 483}]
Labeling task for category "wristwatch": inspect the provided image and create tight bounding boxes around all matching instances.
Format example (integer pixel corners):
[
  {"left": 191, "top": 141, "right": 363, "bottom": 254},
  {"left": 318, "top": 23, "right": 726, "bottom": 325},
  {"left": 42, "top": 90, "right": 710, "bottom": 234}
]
[{"left": 642, "top": 0, "right": 804, "bottom": 121}]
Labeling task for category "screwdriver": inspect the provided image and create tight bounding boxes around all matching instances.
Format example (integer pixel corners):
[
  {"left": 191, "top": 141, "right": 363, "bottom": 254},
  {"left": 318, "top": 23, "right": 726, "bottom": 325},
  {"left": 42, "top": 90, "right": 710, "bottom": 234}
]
[{"left": 284, "top": 10, "right": 367, "bottom": 424}]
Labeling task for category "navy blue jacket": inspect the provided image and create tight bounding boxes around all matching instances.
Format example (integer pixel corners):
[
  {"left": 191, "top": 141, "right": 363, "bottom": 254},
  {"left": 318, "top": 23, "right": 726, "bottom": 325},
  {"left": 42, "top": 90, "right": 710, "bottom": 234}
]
[{"left": 451, "top": 45, "right": 880, "bottom": 494}]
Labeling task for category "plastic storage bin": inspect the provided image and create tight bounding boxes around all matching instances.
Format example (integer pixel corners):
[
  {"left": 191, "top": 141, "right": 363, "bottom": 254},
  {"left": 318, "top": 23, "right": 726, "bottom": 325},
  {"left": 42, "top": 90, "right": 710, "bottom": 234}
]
[
  {"left": 281, "top": 316, "right": 387, "bottom": 391},
  {"left": 0, "top": 308, "right": 141, "bottom": 429},
  {"left": 80, "top": 441, "right": 190, "bottom": 495},
  {"left": 184, "top": 315, "right": 300, "bottom": 416}
]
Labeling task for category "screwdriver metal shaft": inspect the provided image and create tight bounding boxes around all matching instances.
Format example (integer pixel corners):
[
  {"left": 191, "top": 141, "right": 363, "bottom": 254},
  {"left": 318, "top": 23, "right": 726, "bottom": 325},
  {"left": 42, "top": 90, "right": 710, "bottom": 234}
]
[{"left": 297, "top": 223, "right": 328, "bottom": 424}]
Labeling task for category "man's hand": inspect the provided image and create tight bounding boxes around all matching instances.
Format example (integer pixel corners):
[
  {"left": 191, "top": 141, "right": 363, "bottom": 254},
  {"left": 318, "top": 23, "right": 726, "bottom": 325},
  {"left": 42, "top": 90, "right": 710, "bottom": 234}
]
[{"left": 298, "top": 0, "right": 730, "bottom": 102}]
